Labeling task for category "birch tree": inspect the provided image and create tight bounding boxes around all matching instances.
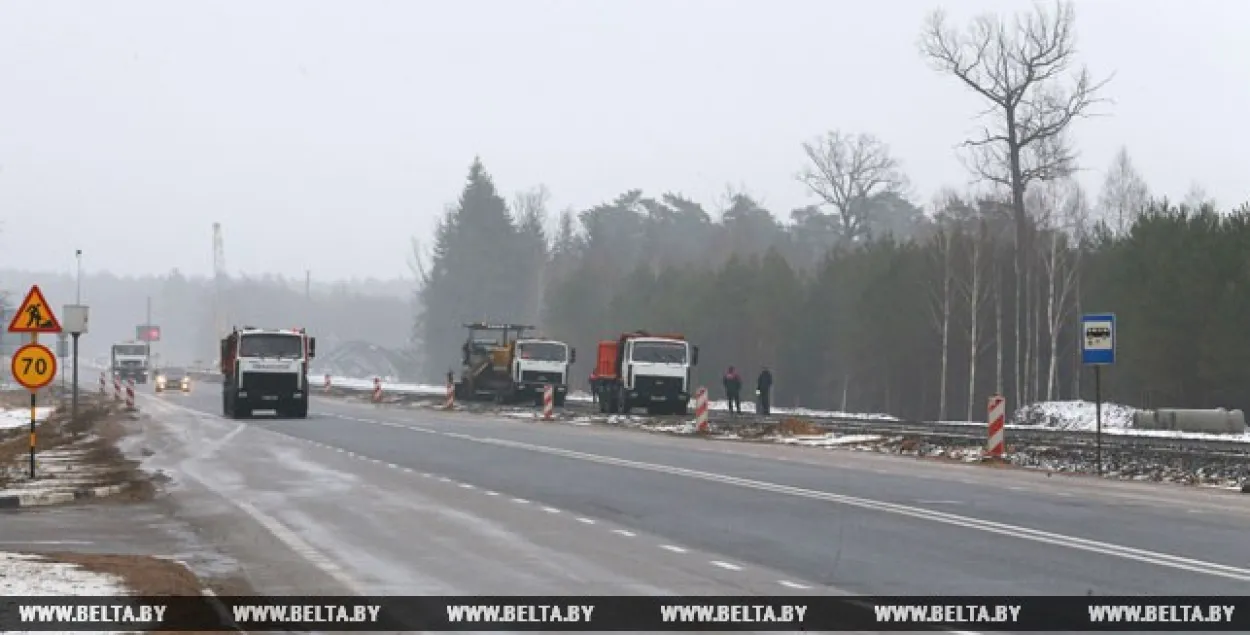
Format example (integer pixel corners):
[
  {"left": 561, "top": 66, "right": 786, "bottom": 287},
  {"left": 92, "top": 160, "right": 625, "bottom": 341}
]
[
  {"left": 1031, "top": 179, "right": 1086, "bottom": 400},
  {"left": 927, "top": 218, "right": 956, "bottom": 421},
  {"left": 1097, "top": 147, "right": 1149, "bottom": 237},
  {"left": 920, "top": 0, "right": 1110, "bottom": 412}
]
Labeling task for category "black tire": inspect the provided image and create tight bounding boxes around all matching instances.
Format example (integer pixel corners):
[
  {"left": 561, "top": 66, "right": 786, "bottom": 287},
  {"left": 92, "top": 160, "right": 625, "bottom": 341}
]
[
  {"left": 620, "top": 388, "right": 632, "bottom": 415},
  {"left": 292, "top": 398, "right": 309, "bottom": 418}
]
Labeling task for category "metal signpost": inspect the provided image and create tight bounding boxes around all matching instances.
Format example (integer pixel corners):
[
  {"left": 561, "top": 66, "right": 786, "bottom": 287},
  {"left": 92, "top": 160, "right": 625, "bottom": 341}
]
[
  {"left": 1080, "top": 313, "right": 1116, "bottom": 476},
  {"left": 63, "top": 305, "right": 90, "bottom": 426},
  {"left": 7, "top": 285, "right": 64, "bottom": 478}
]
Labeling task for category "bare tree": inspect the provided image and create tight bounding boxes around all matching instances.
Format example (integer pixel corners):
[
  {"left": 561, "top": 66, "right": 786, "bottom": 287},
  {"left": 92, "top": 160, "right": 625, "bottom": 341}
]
[
  {"left": 1182, "top": 182, "right": 1216, "bottom": 210},
  {"left": 927, "top": 209, "right": 956, "bottom": 421},
  {"left": 920, "top": 0, "right": 1109, "bottom": 411},
  {"left": 1096, "top": 146, "right": 1149, "bottom": 237},
  {"left": 1030, "top": 179, "right": 1086, "bottom": 400},
  {"left": 513, "top": 185, "right": 552, "bottom": 324},
  {"left": 799, "top": 131, "right": 909, "bottom": 244},
  {"left": 959, "top": 218, "right": 995, "bottom": 421}
]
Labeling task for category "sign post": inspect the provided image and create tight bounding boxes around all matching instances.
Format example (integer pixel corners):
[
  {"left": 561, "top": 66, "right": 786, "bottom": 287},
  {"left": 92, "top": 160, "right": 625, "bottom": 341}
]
[
  {"left": 63, "top": 305, "right": 90, "bottom": 427},
  {"left": 7, "top": 285, "right": 63, "bottom": 478},
  {"left": 1080, "top": 313, "right": 1116, "bottom": 476}
]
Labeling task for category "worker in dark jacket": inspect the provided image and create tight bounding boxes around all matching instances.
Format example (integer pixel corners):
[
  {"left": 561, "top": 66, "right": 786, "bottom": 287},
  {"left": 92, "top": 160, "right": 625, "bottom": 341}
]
[
  {"left": 757, "top": 367, "right": 774, "bottom": 415},
  {"left": 722, "top": 366, "right": 742, "bottom": 414}
]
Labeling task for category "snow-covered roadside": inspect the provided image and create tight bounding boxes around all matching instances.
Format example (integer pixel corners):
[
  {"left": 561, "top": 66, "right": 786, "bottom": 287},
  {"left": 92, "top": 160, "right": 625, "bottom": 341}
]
[
  {"left": 0, "top": 552, "right": 128, "bottom": 595},
  {"left": 0, "top": 407, "right": 57, "bottom": 432}
]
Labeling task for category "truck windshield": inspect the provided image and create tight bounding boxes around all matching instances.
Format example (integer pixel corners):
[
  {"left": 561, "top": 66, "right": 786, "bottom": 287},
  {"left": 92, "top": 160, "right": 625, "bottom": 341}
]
[
  {"left": 517, "top": 342, "right": 567, "bottom": 362},
  {"left": 113, "top": 345, "right": 146, "bottom": 356},
  {"left": 631, "top": 342, "right": 687, "bottom": 364},
  {"left": 240, "top": 334, "right": 304, "bottom": 358}
]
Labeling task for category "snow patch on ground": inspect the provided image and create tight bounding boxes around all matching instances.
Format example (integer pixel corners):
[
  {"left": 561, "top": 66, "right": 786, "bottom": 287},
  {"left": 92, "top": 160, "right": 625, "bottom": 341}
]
[
  {"left": 0, "top": 407, "right": 55, "bottom": 431},
  {"left": 1013, "top": 400, "right": 1137, "bottom": 430},
  {"left": 0, "top": 552, "right": 128, "bottom": 595},
  {"left": 775, "top": 433, "right": 886, "bottom": 447}
]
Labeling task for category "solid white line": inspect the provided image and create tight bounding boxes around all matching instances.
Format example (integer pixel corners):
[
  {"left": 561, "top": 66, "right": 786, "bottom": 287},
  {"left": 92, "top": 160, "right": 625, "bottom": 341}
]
[
  {"left": 660, "top": 545, "right": 687, "bottom": 553},
  {"left": 710, "top": 560, "right": 742, "bottom": 571},
  {"left": 409, "top": 429, "right": 1250, "bottom": 582},
  {"left": 612, "top": 529, "right": 635, "bottom": 537},
  {"left": 778, "top": 580, "right": 810, "bottom": 589}
]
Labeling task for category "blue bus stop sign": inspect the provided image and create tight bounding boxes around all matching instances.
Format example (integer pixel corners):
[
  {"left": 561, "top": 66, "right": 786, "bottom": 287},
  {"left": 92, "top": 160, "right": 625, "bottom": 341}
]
[{"left": 1081, "top": 313, "right": 1116, "bottom": 365}]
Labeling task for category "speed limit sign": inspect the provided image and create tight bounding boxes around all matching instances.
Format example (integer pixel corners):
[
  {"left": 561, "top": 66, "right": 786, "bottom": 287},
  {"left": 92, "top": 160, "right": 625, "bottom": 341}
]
[{"left": 11, "top": 342, "right": 57, "bottom": 391}]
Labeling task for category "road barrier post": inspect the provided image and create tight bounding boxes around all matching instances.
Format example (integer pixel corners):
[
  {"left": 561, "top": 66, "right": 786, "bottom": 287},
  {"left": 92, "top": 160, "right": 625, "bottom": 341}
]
[
  {"left": 986, "top": 394, "right": 1006, "bottom": 460},
  {"left": 542, "top": 385, "right": 554, "bottom": 421},
  {"left": 372, "top": 377, "right": 382, "bottom": 404},
  {"left": 695, "top": 387, "right": 709, "bottom": 433}
]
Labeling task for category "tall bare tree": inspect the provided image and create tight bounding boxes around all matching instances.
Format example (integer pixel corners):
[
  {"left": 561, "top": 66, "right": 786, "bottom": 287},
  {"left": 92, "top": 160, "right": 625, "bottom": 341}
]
[
  {"left": 798, "top": 131, "right": 909, "bottom": 244},
  {"left": 927, "top": 206, "right": 957, "bottom": 421},
  {"left": 920, "top": 0, "right": 1109, "bottom": 411},
  {"left": 1031, "top": 179, "right": 1086, "bottom": 400},
  {"left": 1096, "top": 146, "right": 1149, "bottom": 237}
]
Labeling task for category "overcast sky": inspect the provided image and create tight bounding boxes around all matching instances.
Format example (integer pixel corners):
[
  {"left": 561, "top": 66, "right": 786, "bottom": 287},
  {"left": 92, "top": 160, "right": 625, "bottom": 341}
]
[{"left": 1, "top": 0, "right": 1246, "bottom": 281}]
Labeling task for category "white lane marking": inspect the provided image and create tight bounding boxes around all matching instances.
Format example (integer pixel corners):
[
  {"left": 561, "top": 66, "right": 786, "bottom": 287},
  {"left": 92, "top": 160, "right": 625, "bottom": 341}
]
[
  {"left": 0, "top": 540, "right": 95, "bottom": 545},
  {"left": 612, "top": 529, "right": 635, "bottom": 537},
  {"left": 710, "top": 560, "right": 742, "bottom": 571},
  {"left": 660, "top": 545, "right": 687, "bottom": 553},
  {"left": 917, "top": 500, "right": 964, "bottom": 505},
  {"left": 541, "top": 506, "right": 560, "bottom": 514},
  {"left": 403, "top": 429, "right": 1250, "bottom": 582},
  {"left": 513, "top": 498, "right": 530, "bottom": 504},
  {"left": 438, "top": 477, "right": 452, "bottom": 483},
  {"left": 778, "top": 580, "right": 810, "bottom": 589},
  {"left": 421, "top": 473, "right": 432, "bottom": 478},
  {"left": 577, "top": 517, "right": 596, "bottom": 525},
  {"left": 402, "top": 467, "right": 414, "bottom": 473},
  {"left": 460, "top": 483, "right": 475, "bottom": 490},
  {"left": 1055, "top": 492, "right": 1073, "bottom": 497},
  {"left": 484, "top": 491, "right": 500, "bottom": 496}
]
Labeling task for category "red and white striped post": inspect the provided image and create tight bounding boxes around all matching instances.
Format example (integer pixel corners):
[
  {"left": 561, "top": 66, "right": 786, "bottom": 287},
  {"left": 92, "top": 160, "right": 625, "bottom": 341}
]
[
  {"left": 98, "top": 372, "right": 106, "bottom": 395},
  {"left": 443, "top": 381, "right": 455, "bottom": 410},
  {"left": 324, "top": 373, "right": 332, "bottom": 394},
  {"left": 372, "top": 377, "right": 383, "bottom": 403},
  {"left": 113, "top": 374, "right": 122, "bottom": 402},
  {"left": 542, "top": 385, "right": 555, "bottom": 421},
  {"left": 125, "top": 379, "right": 136, "bottom": 410},
  {"left": 694, "top": 387, "right": 709, "bottom": 433},
  {"left": 986, "top": 394, "right": 1006, "bottom": 459}
]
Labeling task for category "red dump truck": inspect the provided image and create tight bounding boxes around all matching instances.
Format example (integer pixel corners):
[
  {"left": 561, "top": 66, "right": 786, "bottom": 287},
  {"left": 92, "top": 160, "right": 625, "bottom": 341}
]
[{"left": 591, "top": 331, "right": 698, "bottom": 415}]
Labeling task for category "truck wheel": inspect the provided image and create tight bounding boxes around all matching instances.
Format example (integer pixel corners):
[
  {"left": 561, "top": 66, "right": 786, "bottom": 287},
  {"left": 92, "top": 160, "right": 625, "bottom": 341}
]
[
  {"left": 676, "top": 402, "right": 689, "bottom": 416},
  {"left": 620, "top": 389, "right": 633, "bottom": 415}
]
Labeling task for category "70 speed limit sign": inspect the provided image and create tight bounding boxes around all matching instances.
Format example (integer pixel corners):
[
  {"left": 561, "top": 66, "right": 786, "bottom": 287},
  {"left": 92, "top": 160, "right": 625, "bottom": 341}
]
[{"left": 11, "top": 342, "right": 57, "bottom": 391}]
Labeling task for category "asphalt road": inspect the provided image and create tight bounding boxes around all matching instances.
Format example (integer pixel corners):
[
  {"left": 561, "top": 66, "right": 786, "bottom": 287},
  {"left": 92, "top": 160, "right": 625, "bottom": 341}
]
[{"left": 146, "top": 385, "right": 1250, "bottom": 600}]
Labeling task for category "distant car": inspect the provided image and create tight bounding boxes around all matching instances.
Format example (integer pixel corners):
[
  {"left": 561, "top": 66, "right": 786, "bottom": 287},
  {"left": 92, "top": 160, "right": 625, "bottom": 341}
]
[{"left": 155, "top": 367, "right": 191, "bottom": 393}]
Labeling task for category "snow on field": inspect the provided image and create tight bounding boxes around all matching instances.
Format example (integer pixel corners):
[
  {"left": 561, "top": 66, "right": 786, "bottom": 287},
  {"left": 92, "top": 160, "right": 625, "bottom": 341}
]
[
  {"left": 0, "top": 407, "right": 55, "bottom": 431},
  {"left": 0, "top": 552, "right": 127, "bottom": 595},
  {"left": 1013, "top": 400, "right": 1137, "bottom": 430}
]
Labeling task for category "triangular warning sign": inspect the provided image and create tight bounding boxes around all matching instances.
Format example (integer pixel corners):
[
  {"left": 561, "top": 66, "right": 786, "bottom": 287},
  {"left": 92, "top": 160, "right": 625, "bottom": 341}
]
[{"left": 7, "top": 284, "right": 62, "bottom": 333}]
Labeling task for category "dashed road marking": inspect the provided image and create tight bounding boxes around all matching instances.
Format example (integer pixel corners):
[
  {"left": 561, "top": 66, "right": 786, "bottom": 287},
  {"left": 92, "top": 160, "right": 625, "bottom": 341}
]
[
  {"left": 513, "top": 498, "right": 530, "bottom": 504},
  {"left": 612, "top": 529, "right": 635, "bottom": 537},
  {"left": 438, "top": 476, "right": 452, "bottom": 483},
  {"left": 576, "top": 517, "right": 596, "bottom": 525},
  {"left": 484, "top": 491, "right": 500, "bottom": 496},
  {"left": 660, "top": 545, "right": 686, "bottom": 553},
  {"left": 710, "top": 560, "right": 742, "bottom": 571},
  {"left": 778, "top": 580, "right": 810, "bottom": 589},
  {"left": 541, "top": 506, "right": 561, "bottom": 514},
  {"left": 460, "top": 483, "right": 475, "bottom": 490}
]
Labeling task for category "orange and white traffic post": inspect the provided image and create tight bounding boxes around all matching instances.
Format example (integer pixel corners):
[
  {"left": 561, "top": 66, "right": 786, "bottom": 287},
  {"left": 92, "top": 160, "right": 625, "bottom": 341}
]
[
  {"left": 113, "top": 374, "right": 122, "bottom": 402},
  {"left": 443, "top": 381, "right": 455, "bottom": 410},
  {"left": 372, "top": 377, "right": 382, "bottom": 403},
  {"left": 324, "top": 373, "right": 332, "bottom": 393},
  {"left": 125, "top": 379, "right": 136, "bottom": 411},
  {"left": 542, "top": 385, "right": 555, "bottom": 421},
  {"left": 694, "top": 387, "right": 709, "bottom": 433},
  {"left": 98, "top": 371, "right": 106, "bottom": 395},
  {"left": 986, "top": 394, "right": 1006, "bottom": 459}
]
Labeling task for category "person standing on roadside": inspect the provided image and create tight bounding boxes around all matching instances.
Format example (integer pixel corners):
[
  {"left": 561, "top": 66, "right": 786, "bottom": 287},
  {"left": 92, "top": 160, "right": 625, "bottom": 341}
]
[
  {"left": 722, "top": 366, "right": 742, "bottom": 414},
  {"left": 757, "top": 366, "right": 774, "bottom": 415}
]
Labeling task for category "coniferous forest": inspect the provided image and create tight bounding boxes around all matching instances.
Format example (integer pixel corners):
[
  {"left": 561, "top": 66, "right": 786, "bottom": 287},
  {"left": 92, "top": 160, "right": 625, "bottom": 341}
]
[{"left": 414, "top": 2, "right": 1249, "bottom": 422}]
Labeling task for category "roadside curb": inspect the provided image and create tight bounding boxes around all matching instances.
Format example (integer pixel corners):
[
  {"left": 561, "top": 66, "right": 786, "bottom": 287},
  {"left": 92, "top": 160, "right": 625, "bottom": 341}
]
[{"left": 0, "top": 482, "right": 133, "bottom": 510}]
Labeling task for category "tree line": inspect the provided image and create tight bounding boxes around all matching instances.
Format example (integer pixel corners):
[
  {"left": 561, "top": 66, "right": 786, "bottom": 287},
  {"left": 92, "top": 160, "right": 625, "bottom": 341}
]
[{"left": 414, "top": 1, "right": 1245, "bottom": 421}]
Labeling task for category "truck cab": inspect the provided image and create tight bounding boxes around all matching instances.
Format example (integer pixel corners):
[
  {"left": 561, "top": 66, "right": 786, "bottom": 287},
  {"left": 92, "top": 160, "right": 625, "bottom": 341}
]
[
  {"left": 595, "top": 332, "right": 698, "bottom": 416},
  {"left": 111, "top": 342, "right": 150, "bottom": 384},
  {"left": 511, "top": 338, "right": 575, "bottom": 406},
  {"left": 220, "top": 327, "right": 316, "bottom": 419}
]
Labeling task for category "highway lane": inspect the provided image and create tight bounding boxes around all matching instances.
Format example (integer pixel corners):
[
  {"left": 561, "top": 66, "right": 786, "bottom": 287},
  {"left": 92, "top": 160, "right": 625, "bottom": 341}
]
[
  {"left": 136, "top": 389, "right": 841, "bottom": 605},
  {"left": 165, "top": 388, "right": 1250, "bottom": 597}
]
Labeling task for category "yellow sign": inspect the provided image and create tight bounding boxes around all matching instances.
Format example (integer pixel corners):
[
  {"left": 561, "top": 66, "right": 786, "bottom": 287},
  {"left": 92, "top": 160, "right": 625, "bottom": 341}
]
[
  {"left": 11, "top": 343, "right": 57, "bottom": 391},
  {"left": 7, "top": 285, "right": 62, "bottom": 333}
]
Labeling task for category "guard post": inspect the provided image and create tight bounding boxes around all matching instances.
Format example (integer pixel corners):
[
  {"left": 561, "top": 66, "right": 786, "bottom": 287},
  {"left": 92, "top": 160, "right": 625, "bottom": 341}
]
[{"left": 1080, "top": 313, "right": 1116, "bottom": 477}]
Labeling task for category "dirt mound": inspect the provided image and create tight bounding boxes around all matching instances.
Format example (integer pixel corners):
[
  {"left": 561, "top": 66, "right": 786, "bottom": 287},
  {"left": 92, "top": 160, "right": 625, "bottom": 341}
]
[{"left": 777, "top": 417, "right": 823, "bottom": 436}]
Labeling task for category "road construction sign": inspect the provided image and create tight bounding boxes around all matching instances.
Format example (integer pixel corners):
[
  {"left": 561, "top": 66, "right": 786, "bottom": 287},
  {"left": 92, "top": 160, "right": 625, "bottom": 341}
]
[
  {"left": 7, "top": 285, "right": 62, "bottom": 333},
  {"left": 11, "top": 342, "right": 57, "bottom": 390}
]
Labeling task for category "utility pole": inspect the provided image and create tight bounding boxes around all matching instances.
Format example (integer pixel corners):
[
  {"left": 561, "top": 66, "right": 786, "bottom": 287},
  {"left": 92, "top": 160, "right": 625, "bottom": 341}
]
[
  {"left": 146, "top": 295, "right": 152, "bottom": 372},
  {"left": 69, "top": 249, "right": 87, "bottom": 428}
]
